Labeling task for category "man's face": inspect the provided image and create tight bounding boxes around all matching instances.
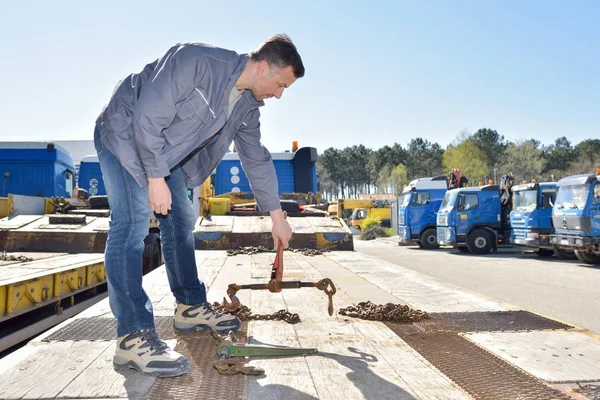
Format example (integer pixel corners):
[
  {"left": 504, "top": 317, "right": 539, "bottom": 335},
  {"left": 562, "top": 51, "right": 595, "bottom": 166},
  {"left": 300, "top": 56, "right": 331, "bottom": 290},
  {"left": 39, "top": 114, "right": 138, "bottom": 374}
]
[{"left": 252, "top": 62, "right": 297, "bottom": 101}]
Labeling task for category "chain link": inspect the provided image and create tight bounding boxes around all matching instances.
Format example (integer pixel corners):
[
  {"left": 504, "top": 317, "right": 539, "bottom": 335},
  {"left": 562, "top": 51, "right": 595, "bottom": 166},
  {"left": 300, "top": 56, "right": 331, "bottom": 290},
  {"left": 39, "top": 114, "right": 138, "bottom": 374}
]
[
  {"left": 338, "top": 301, "right": 429, "bottom": 322},
  {"left": 213, "top": 301, "right": 301, "bottom": 324},
  {"left": 1, "top": 251, "right": 33, "bottom": 262},
  {"left": 226, "top": 246, "right": 328, "bottom": 256}
]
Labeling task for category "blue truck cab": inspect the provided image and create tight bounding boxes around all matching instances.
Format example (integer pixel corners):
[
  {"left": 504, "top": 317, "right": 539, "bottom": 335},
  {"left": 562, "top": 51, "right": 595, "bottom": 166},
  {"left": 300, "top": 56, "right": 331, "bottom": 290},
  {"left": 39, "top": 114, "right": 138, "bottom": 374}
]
[
  {"left": 397, "top": 175, "right": 448, "bottom": 249},
  {"left": 550, "top": 171, "right": 600, "bottom": 264},
  {"left": 78, "top": 155, "right": 106, "bottom": 196},
  {"left": 437, "top": 184, "right": 511, "bottom": 254},
  {"left": 214, "top": 147, "right": 318, "bottom": 196},
  {"left": 0, "top": 142, "right": 75, "bottom": 198},
  {"left": 510, "top": 182, "right": 558, "bottom": 256}
]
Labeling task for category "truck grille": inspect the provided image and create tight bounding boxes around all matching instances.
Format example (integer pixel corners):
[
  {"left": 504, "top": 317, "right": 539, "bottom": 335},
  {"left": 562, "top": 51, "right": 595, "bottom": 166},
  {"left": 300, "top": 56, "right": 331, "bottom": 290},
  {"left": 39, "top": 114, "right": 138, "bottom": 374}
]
[
  {"left": 511, "top": 217, "right": 526, "bottom": 229},
  {"left": 551, "top": 216, "right": 591, "bottom": 232},
  {"left": 512, "top": 228, "right": 527, "bottom": 239}
]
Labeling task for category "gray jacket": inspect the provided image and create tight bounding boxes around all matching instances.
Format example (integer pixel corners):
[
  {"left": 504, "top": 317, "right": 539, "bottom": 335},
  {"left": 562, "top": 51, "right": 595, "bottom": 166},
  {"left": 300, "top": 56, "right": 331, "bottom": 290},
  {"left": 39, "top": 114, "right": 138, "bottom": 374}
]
[{"left": 95, "top": 42, "right": 280, "bottom": 212}]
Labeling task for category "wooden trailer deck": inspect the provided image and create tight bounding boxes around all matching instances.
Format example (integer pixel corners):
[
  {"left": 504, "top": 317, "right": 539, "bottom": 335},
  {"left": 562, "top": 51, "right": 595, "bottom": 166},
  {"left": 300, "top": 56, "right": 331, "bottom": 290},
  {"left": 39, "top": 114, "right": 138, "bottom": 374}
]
[{"left": 1, "top": 248, "right": 599, "bottom": 399}]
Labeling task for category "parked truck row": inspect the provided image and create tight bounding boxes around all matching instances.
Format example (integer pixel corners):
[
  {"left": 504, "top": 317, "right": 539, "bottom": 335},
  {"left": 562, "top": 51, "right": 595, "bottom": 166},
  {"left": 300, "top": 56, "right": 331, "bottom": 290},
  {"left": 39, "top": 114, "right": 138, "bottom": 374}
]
[{"left": 396, "top": 168, "right": 600, "bottom": 264}]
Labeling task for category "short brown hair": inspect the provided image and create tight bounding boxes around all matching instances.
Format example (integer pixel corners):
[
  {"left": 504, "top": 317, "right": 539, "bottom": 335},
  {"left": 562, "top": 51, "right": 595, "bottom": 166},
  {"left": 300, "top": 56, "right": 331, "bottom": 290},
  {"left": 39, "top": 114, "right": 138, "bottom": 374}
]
[{"left": 250, "top": 34, "right": 305, "bottom": 78}]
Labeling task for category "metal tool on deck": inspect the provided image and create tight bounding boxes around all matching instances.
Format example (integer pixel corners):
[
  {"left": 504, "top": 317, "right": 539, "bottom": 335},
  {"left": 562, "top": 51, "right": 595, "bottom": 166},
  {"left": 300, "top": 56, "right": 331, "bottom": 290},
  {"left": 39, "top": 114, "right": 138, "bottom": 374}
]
[
  {"left": 222, "top": 241, "right": 337, "bottom": 316},
  {"left": 213, "top": 331, "right": 318, "bottom": 376}
]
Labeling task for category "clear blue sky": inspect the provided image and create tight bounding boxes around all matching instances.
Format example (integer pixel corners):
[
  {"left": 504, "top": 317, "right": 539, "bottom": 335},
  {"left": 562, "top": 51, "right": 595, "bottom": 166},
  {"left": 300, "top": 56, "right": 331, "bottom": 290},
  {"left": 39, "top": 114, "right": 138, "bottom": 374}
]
[{"left": 1, "top": 1, "right": 598, "bottom": 153}]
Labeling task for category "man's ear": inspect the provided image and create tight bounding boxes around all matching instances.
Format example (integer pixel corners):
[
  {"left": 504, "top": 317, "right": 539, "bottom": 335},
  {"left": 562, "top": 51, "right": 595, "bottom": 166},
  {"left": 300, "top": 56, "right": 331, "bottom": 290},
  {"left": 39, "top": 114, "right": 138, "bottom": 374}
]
[{"left": 256, "top": 60, "right": 270, "bottom": 77}]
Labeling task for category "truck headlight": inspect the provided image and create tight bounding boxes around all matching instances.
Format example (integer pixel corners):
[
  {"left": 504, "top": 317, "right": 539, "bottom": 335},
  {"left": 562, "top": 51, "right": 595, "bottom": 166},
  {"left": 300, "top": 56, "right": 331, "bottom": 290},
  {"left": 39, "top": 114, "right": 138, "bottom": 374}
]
[
  {"left": 526, "top": 232, "right": 539, "bottom": 239},
  {"left": 437, "top": 215, "right": 447, "bottom": 226}
]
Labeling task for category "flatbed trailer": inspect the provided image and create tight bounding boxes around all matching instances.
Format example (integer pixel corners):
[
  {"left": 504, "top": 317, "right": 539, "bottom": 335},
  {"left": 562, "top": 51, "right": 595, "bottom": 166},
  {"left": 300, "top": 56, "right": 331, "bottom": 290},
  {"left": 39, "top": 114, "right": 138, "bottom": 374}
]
[{"left": 0, "top": 249, "right": 598, "bottom": 399}]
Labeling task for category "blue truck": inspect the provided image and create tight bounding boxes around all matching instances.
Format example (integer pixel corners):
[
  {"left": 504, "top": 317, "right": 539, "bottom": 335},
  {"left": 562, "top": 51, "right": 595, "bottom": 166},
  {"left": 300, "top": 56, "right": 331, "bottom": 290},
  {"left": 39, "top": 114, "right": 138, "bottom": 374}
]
[
  {"left": 78, "top": 155, "right": 106, "bottom": 196},
  {"left": 437, "top": 182, "right": 513, "bottom": 254},
  {"left": 214, "top": 146, "right": 318, "bottom": 196},
  {"left": 397, "top": 175, "right": 448, "bottom": 249},
  {"left": 0, "top": 142, "right": 75, "bottom": 198},
  {"left": 550, "top": 171, "right": 600, "bottom": 265},
  {"left": 510, "top": 182, "right": 557, "bottom": 256},
  {"left": 509, "top": 182, "right": 576, "bottom": 259}
]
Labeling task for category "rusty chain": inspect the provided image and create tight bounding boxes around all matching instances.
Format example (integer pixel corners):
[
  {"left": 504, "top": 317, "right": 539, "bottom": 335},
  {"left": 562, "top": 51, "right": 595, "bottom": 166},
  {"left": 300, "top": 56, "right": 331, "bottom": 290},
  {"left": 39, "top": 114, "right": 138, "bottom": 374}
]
[
  {"left": 213, "top": 301, "right": 301, "bottom": 324},
  {"left": 226, "top": 246, "right": 328, "bottom": 256},
  {"left": 338, "top": 301, "right": 430, "bottom": 322},
  {"left": 1, "top": 251, "right": 33, "bottom": 262}
]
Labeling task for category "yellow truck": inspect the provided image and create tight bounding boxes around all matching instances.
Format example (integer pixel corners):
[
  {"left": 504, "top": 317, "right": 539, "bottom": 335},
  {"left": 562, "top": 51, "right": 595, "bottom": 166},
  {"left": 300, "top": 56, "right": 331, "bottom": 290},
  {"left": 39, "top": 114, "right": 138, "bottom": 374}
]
[
  {"left": 336, "top": 198, "right": 392, "bottom": 229},
  {"left": 349, "top": 207, "right": 391, "bottom": 229}
]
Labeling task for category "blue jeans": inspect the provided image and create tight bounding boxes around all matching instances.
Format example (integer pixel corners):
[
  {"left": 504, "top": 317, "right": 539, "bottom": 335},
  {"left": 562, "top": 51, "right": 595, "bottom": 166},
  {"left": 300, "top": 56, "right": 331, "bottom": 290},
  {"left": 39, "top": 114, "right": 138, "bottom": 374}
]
[{"left": 94, "top": 127, "right": 206, "bottom": 337}]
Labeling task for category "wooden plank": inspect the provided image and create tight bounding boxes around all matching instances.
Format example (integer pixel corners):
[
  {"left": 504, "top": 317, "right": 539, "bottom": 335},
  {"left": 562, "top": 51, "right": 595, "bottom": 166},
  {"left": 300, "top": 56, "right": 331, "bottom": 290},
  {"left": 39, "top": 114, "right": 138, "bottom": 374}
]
[
  {"left": 0, "top": 215, "right": 43, "bottom": 230},
  {"left": 60, "top": 340, "right": 177, "bottom": 399},
  {"left": 197, "top": 215, "right": 235, "bottom": 232},
  {"left": 326, "top": 251, "right": 507, "bottom": 313},
  {"left": 0, "top": 252, "right": 65, "bottom": 267},
  {"left": 151, "top": 251, "right": 229, "bottom": 316},
  {"left": 0, "top": 341, "right": 112, "bottom": 399},
  {"left": 466, "top": 330, "right": 600, "bottom": 382},
  {"left": 0, "top": 254, "right": 105, "bottom": 285},
  {"left": 247, "top": 252, "right": 469, "bottom": 400}
]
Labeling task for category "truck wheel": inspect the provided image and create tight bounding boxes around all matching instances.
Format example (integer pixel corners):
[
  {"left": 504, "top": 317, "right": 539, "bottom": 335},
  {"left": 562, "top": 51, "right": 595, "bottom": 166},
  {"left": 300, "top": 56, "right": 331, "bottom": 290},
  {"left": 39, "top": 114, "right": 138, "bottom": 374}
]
[
  {"left": 420, "top": 228, "right": 439, "bottom": 250},
  {"left": 536, "top": 249, "right": 554, "bottom": 258},
  {"left": 574, "top": 250, "right": 600, "bottom": 265},
  {"left": 553, "top": 247, "right": 577, "bottom": 261},
  {"left": 456, "top": 246, "right": 470, "bottom": 253},
  {"left": 467, "top": 229, "right": 493, "bottom": 254}
]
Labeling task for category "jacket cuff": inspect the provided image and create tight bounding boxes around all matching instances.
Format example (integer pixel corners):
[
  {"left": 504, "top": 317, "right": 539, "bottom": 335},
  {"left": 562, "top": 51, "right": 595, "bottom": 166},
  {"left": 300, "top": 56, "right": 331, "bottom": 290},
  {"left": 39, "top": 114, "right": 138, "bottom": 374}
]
[{"left": 144, "top": 163, "right": 171, "bottom": 179}]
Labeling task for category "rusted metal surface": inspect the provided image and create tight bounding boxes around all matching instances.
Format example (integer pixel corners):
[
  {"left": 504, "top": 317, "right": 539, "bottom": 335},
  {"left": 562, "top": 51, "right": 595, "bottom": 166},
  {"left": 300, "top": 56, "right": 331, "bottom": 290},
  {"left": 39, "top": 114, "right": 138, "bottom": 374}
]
[
  {"left": 386, "top": 311, "right": 574, "bottom": 400},
  {"left": 43, "top": 316, "right": 174, "bottom": 341},
  {"left": 194, "top": 216, "right": 354, "bottom": 251},
  {"left": 195, "top": 231, "right": 354, "bottom": 251},
  {"left": 419, "top": 310, "right": 572, "bottom": 333},
  {"left": 1, "top": 230, "right": 107, "bottom": 253},
  {"left": 148, "top": 323, "right": 248, "bottom": 400}
]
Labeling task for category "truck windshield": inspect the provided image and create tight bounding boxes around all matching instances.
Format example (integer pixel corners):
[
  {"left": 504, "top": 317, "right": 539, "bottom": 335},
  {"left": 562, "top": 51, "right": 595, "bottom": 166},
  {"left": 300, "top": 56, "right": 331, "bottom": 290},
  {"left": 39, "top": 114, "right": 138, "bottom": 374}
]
[
  {"left": 399, "top": 194, "right": 411, "bottom": 208},
  {"left": 439, "top": 190, "right": 459, "bottom": 212},
  {"left": 512, "top": 189, "right": 538, "bottom": 212},
  {"left": 555, "top": 184, "right": 590, "bottom": 210}
]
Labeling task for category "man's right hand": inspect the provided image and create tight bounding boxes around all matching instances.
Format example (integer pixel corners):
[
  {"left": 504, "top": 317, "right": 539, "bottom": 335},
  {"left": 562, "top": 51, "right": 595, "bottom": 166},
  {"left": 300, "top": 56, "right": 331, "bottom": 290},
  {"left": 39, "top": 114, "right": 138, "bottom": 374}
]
[{"left": 148, "top": 177, "right": 171, "bottom": 215}]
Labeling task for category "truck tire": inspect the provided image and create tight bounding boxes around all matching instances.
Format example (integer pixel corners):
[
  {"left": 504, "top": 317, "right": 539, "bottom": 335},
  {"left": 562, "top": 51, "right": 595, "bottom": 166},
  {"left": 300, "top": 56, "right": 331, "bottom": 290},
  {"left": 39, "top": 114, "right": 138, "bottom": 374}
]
[
  {"left": 466, "top": 229, "right": 493, "bottom": 254},
  {"left": 536, "top": 249, "right": 554, "bottom": 258},
  {"left": 420, "top": 228, "right": 439, "bottom": 250},
  {"left": 456, "top": 246, "right": 469, "bottom": 253},
  {"left": 574, "top": 250, "right": 600, "bottom": 265},
  {"left": 553, "top": 247, "right": 576, "bottom": 261}
]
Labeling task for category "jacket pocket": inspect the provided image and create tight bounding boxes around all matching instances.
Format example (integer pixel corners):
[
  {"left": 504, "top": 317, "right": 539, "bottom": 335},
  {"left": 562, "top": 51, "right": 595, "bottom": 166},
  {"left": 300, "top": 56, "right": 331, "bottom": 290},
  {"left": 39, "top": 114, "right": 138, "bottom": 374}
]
[{"left": 176, "top": 88, "right": 216, "bottom": 122}]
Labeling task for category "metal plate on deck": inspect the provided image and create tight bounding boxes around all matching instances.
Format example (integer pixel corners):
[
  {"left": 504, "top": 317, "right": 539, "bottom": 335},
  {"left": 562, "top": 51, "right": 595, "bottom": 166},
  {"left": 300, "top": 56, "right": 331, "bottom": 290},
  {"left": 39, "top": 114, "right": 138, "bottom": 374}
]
[
  {"left": 195, "top": 215, "right": 353, "bottom": 251},
  {"left": 44, "top": 317, "right": 248, "bottom": 400},
  {"left": 43, "top": 316, "right": 174, "bottom": 341},
  {"left": 386, "top": 311, "right": 573, "bottom": 400}
]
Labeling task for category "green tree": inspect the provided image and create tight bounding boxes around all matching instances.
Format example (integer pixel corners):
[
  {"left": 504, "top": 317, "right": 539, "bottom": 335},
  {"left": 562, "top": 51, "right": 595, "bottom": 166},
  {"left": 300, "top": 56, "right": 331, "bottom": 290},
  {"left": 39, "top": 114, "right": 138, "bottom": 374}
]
[
  {"left": 542, "top": 137, "right": 577, "bottom": 178},
  {"left": 575, "top": 139, "right": 600, "bottom": 166},
  {"left": 406, "top": 138, "right": 444, "bottom": 180},
  {"left": 471, "top": 128, "right": 508, "bottom": 173},
  {"left": 443, "top": 138, "right": 489, "bottom": 184},
  {"left": 502, "top": 141, "right": 545, "bottom": 184}
]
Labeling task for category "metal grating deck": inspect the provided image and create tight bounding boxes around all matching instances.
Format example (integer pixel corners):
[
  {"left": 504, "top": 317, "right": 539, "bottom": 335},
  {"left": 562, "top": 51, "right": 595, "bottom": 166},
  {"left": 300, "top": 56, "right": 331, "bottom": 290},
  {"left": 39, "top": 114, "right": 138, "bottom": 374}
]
[
  {"left": 44, "top": 317, "right": 248, "bottom": 400},
  {"left": 386, "top": 310, "right": 574, "bottom": 400}
]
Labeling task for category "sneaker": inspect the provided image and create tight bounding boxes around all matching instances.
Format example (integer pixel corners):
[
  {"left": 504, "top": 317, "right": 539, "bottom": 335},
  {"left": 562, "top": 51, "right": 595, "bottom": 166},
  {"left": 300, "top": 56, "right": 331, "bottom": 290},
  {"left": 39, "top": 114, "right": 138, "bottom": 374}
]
[
  {"left": 113, "top": 328, "right": 190, "bottom": 377},
  {"left": 174, "top": 302, "right": 241, "bottom": 334}
]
